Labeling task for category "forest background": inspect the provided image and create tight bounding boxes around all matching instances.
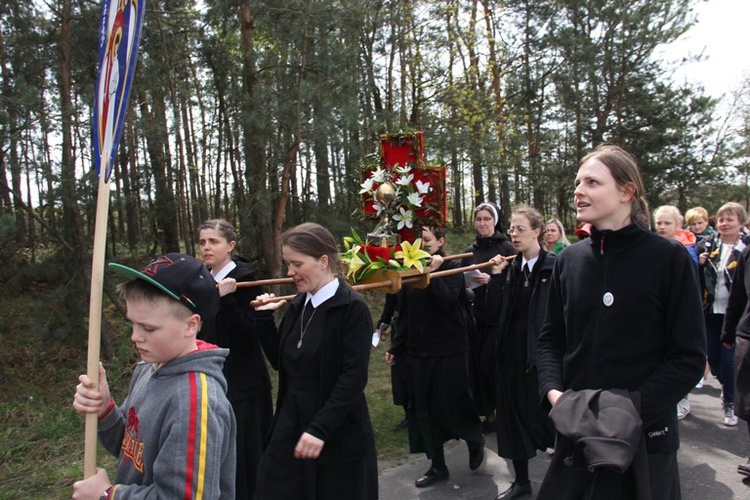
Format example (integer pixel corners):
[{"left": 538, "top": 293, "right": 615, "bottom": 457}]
[{"left": 3, "top": 0, "right": 750, "bottom": 496}]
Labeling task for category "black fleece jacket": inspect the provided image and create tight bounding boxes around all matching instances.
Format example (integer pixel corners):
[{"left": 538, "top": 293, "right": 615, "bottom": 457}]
[{"left": 537, "top": 224, "right": 706, "bottom": 453}]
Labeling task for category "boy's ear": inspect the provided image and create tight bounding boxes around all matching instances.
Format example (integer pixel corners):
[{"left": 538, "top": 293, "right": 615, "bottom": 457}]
[{"left": 185, "top": 313, "right": 202, "bottom": 336}]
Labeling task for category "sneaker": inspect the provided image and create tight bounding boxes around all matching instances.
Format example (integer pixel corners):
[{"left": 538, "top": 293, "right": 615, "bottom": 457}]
[
  {"left": 724, "top": 403, "right": 738, "bottom": 426},
  {"left": 738, "top": 458, "right": 750, "bottom": 478},
  {"left": 677, "top": 397, "right": 690, "bottom": 420}
]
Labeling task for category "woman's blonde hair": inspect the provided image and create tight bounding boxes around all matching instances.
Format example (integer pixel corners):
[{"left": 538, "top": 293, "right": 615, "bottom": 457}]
[
  {"left": 653, "top": 205, "right": 683, "bottom": 226},
  {"left": 545, "top": 218, "right": 571, "bottom": 247},
  {"left": 684, "top": 207, "right": 709, "bottom": 225}
]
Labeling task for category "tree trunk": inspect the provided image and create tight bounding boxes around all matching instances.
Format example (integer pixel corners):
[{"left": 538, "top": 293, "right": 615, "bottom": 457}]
[
  {"left": 238, "top": 3, "right": 275, "bottom": 274},
  {"left": 58, "top": 0, "right": 85, "bottom": 258},
  {"left": 139, "top": 89, "right": 180, "bottom": 253}
]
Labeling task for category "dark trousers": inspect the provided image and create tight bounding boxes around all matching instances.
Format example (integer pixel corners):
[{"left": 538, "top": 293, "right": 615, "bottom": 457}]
[{"left": 706, "top": 313, "right": 735, "bottom": 403}]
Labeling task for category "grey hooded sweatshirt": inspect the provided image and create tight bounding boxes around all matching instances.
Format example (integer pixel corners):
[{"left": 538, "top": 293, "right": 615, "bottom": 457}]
[{"left": 98, "top": 341, "right": 236, "bottom": 499}]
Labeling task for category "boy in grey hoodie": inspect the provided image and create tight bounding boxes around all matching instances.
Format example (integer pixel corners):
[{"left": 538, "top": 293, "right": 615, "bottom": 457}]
[{"left": 72, "top": 253, "right": 236, "bottom": 499}]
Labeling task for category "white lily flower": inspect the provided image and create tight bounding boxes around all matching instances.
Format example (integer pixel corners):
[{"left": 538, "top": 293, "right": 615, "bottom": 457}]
[
  {"left": 395, "top": 174, "right": 414, "bottom": 186},
  {"left": 359, "top": 177, "right": 375, "bottom": 194},
  {"left": 415, "top": 180, "right": 431, "bottom": 194},
  {"left": 392, "top": 206, "right": 413, "bottom": 229},
  {"left": 372, "top": 166, "right": 387, "bottom": 183},
  {"left": 394, "top": 164, "right": 411, "bottom": 176},
  {"left": 407, "top": 192, "right": 423, "bottom": 207}
]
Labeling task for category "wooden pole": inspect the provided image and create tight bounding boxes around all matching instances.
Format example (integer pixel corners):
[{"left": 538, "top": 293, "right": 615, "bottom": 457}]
[
  {"left": 248, "top": 255, "right": 513, "bottom": 307},
  {"left": 235, "top": 252, "right": 476, "bottom": 289},
  {"left": 429, "top": 254, "right": 515, "bottom": 279},
  {"left": 249, "top": 279, "right": 397, "bottom": 307},
  {"left": 83, "top": 174, "right": 111, "bottom": 478},
  {"left": 235, "top": 277, "right": 295, "bottom": 288}
]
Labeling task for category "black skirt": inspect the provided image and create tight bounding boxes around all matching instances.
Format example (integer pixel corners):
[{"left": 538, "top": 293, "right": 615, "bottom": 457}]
[
  {"left": 495, "top": 272, "right": 554, "bottom": 460},
  {"left": 233, "top": 393, "right": 272, "bottom": 499},
  {"left": 406, "top": 352, "right": 483, "bottom": 457}
]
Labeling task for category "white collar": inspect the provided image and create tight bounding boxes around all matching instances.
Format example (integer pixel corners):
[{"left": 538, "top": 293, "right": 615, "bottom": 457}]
[
  {"left": 211, "top": 260, "right": 237, "bottom": 282},
  {"left": 306, "top": 278, "right": 339, "bottom": 308},
  {"left": 522, "top": 255, "right": 539, "bottom": 272}
]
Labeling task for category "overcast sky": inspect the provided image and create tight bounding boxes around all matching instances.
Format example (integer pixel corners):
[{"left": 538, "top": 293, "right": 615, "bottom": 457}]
[{"left": 661, "top": 0, "right": 750, "bottom": 99}]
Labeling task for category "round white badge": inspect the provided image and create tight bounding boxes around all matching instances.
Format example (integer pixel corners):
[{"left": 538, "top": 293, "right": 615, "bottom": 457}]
[{"left": 603, "top": 292, "right": 614, "bottom": 307}]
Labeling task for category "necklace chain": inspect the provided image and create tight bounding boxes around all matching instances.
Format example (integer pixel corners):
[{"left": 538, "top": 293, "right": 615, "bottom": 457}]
[{"left": 297, "top": 305, "right": 317, "bottom": 349}]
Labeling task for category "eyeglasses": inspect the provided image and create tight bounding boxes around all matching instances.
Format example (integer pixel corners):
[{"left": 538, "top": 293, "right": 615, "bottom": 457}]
[
  {"left": 475, "top": 217, "right": 494, "bottom": 223},
  {"left": 507, "top": 226, "right": 529, "bottom": 235}
]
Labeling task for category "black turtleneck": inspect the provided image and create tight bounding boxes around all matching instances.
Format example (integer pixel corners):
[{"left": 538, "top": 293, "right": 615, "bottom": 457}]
[{"left": 537, "top": 223, "right": 706, "bottom": 453}]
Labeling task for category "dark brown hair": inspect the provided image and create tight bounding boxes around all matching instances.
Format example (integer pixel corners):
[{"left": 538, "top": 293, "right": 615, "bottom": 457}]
[
  {"left": 281, "top": 222, "right": 342, "bottom": 275},
  {"left": 199, "top": 219, "right": 238, "bottom": 243},
  {"left": 580, "top": 144, "right": 650, "bottom": 228},
  {"left": 423, "top": 226, "right": 447, "bottom": 256}
]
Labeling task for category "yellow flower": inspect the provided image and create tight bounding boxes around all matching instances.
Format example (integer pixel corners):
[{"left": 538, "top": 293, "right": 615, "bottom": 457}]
[
  {"left": 394, "top": 239, "right": 431, "bottom": 273},
  {"left": 345, "top": 245, "right": 367, "bottom": 279}
]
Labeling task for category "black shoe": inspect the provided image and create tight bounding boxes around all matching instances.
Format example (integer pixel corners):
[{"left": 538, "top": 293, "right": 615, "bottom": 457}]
[
  {"left": 738, "top": 458, "right": 750, "bottom": 478},
  {"left": 392, "top": 417, "right": 408, "bottom": 431},
  {"left": 495, "top": 481, "right": 532, "bottom": 499},
  {"left": 469, "top": 437, "right": 485, "bottom": 470},
  {"left": 415, "top": 467, "right": 449, "bottom": 487}
]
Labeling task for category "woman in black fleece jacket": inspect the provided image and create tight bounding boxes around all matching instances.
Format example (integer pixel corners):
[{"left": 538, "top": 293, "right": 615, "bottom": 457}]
[{"left": 536, "top": 145, "right": 706, "bottom": 500}]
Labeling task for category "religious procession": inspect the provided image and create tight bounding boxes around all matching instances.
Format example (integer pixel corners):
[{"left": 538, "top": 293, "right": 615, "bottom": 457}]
[
  {"left": 70, "top": 127, "right": 750, "bottom": 500},
  {"left": 4, "top": 1, "right": 750, "bottom": 500}
]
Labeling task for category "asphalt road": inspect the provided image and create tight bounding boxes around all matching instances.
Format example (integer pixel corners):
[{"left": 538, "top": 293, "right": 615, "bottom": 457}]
[{"left": 378, "top": 375, "right": 750, "bottom": 499}]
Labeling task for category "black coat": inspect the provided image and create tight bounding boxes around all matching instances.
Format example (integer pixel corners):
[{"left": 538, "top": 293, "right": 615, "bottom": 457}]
[
  {"left": 200, "top": 258, "right": 275, "bottom": 402},
  {"left": 266, "top": 278, "right": 377, "bottom": 465},
  {"left": 463, "top": 231, "right": 516, "bottom": 326},
  {"left": 723, "top": 245, "right": 750, "bottom": 344},
  {"left": 695, "top": 232, "right": 748, "bottom": 313},
  {"left": 397, "top": 258, "right": 471, "bottom": 358},
  {"left": 493, "top": 249, "right": 556, "bottom": 369},
  {"left": 723, "top": 246, "right": 750, "bottom": 421},
  {"left": 537, "top": 224, "right": 706, "bottom": 454}
]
